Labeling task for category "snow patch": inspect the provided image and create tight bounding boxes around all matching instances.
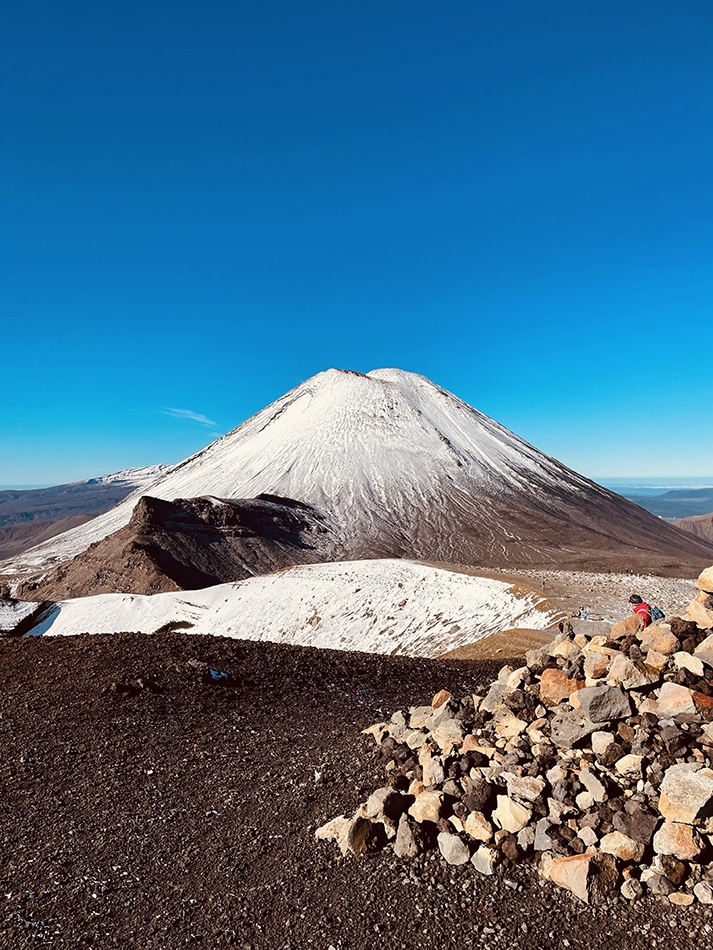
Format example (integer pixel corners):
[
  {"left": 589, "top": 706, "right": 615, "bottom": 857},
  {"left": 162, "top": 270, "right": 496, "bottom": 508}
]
[{"left": 27, "top": 560, "right": 557, "bottom": 657}]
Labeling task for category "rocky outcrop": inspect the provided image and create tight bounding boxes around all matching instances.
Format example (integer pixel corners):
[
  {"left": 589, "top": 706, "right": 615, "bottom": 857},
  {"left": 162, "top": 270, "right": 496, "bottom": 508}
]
[
  {"left": 317, "top": 565, "right": 713, "bottom": 906},
  {"left": 15, "top": 494, "right": 337, "bottom": 600}
]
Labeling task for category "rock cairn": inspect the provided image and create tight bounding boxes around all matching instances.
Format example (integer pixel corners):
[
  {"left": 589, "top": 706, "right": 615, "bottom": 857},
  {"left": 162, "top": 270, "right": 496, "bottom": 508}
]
[{"left": 316, "top": 566, "right": 713, "bottom": 906}]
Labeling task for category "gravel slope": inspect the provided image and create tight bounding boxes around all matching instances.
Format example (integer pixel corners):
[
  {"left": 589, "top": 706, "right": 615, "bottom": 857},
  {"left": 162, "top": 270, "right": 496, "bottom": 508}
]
[{"left": 2, "top": 632, "right": 712, "bottom": 949}]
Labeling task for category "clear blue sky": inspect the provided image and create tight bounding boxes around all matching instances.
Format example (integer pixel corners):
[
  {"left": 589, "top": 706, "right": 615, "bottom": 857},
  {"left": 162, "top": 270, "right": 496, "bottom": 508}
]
[{"left": 3, "top": 0, "right": 712, "bottom": 486}]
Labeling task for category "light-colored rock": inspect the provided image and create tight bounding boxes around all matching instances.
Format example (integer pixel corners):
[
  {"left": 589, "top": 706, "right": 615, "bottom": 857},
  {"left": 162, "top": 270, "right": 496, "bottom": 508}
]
[
  {"left": 464, "top": 811, "right": 493, "bottom": 842},
  {"left": 653, "top": 821, "right": 704, "bottom": 860},
  {"left": 591, "top": 730, "right": 615, "bottom": 755},
  {"left": 409, "top": 705, "right": 433, "bottom": 729},
  {"left": 697, "top": 565, "right": 713, "bottom": 594},
  {"left": 600, "top": 831, "right": 645, "bottom": 861},
  {"left": 431, "top": 689, "right": 452, "bottom": 709},
  {"left": 669, "top": 892, "right": 694, "bottom": 906},
  {"left": 644, "top": 649, "right": 669, "bottom": 673},
  {"left": 405, "top": 729, "right": 429, "bottom": 750},
  {"left": 694, "top": 633, "right": 713, "bottom": 668},
  {"left": 437, "top": 831, "right": 470, "bottom": 866},
  {"left": 492, "top": 794, "right": 532, "bottom": 834},
  {"left": 606, "top": 652, "right": 658, "bottom": 690},
  {"left": 610, "top": 614, "right": 644, "bottom": 639},
  {"left": 315, "top": 815, "right": 350, "bottom": 855},
  {"left": 517, "top": 825, "right": 535, "bottom": 850},
  {"left": 547, "top": 853, "right": 595, "bottom": 903},
  {"left": 576, "top": 791, "right": 594, "bottom": 810},
  {"left": 615, "top": 754, "right": 644, "bottom": 779},
  {"left": 693, "top": 881, "right": 713, "bottom": 904},
  {"left": 502, "top": 771, "right": 545, "bottom": 803},
  {"left": 658, "top": 764, "right": 713, "bottom": 827},
  {"left": 639, "top": 625, "right": 679, "bottom": 656},
  {"left": 419, "top": 749, "right": 445, "bottom": 787},
  {"left": 579, "top": 769, "right": 606, "bottom": 802},
  {"left": 550, "top": 638, "right": 582, "bottom": 660},
  {"left": 655, "top": 682, "right": 700, "bottom": 722},
  {"left": 430, "top": 717, "right": 464, "bottom": 754},
  {"left": 673, "top": 652, "right": 705, "bottom": 677},
  {"left": 393, "top": 815, "right": 420, "bottom": 859},
  {"left": 534, "top": 818, "right": 555, "bottom": 851},
  {"left": 583, "top": 651, "right": 611, "bottom": 683},
  {"left": 408, "top": 790, "right": 443, "bottom": 824},
  {"left": 492, "top": 707, "right": 527, "bottom": 739},
  {"left": 362, "top": 722, "right": 388, "bottom": 742},
  {"left": 578, "top": 826, "right": 598, "bottom": 848},
  {"left": 621, "top": 878, "right": 643, "bottom": 901},
  {"left": 389, "top": 710, "right": 409, "bottom": 742},
  {"left": 365, "top": 787, "right": 393, "bottom": 819},
  {"left": 686, "top": 597, "right": 713, "bottom": 629},
  {"left": 471, "top": 845, "right": 498, "bottom": 875},
  {"left": 539, "top": 667, "right": 585, "bottom": 706}
]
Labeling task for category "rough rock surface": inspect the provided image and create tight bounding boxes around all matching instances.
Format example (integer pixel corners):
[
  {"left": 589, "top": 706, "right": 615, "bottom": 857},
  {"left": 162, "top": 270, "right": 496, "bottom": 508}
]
[
  {"left": 319, "top": 566, "right": 713, "bottom": 915},
  {"left": 3, "top": 632, "right": 713, "bottom": 948}
]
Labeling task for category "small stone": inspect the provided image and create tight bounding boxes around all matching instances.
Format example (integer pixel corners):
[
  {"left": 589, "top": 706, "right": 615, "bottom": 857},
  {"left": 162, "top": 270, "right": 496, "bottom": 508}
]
[
  {"left": 431, "top": 689, "right": 452, "bottom": 709},
  {"left": 471, "top": 845, "right": 499, "bottom": 875},
  {"left": 539, "top": 668, "right": 585, "bottom": 706},
  {"left": 658, "top": 764, "right": 713, "bottom": 826},
  {"left": 502, "top": 771, "right": 545, "bottom": 803},
  {"left": 492, "top": 795, "right": 532, "bottom": 834},
  {"left": 578, "top": 826, "right": 598, "bottom": 848},
  {"left": 419, "top": 749, "right": 445, "bottom": 788},
  {"left": 408, "top": 790, "right": 443, "bottom": 824},
  {"left": 409, "top": 705, "right": 433, "bottom": 729},
  {"left": 653, "top": 821, "right": 704, "bottom": 861},
  {"left": 547, "top": 853, "right": 595, "bottom": 903},
  {"left": 579, "top": 769, "right": 606, "bottom": 803},
  {"left": 464, "top": 811, "right": 493, "bottom": 842},
  {"left": 600, "top": 831, "right": 645, "bottom": 861},
  {"left": 673, "top": 652, "right": 705, "bottom": 677},
  {"left": 669, "top": 892, "right": 694, "bottom": 906},
  {"left": 591, "top": 731, "right": 615, "bottom": 755},
  {"left": 315, "top": 815, "right": 351, "bottom": 855},
  {"left": 437, "top": 831, "right": 470, "bottom": 866},
  {"left": 393, "top": 815, "right": 421, "bottom": 859},
  {"left": 615, "top": 754, "right": 644, "bottom": 779},
  {"left": 621, "top": 878, "right": 643, "bottom": 901},
  {"left": 693, "top": 881, "right": 713, "bottom": 904},
  {"left": 639, "top": 625, "right": 680, "bottom": 656},
  {"left": 577, "top": 685, "right": 632, "bottom": 724}
]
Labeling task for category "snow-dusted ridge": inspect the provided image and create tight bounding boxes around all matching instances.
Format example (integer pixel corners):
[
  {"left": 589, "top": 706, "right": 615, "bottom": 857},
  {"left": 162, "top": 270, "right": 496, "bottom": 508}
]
[{"left": 26, "top": 560, "right": 558, "bottom": 657}]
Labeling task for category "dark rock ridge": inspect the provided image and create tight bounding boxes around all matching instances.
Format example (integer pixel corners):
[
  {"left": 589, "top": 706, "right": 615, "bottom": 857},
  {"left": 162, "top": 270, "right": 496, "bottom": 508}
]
[
  {"left": 7, "top": 369, "right": 713, "bottom": 597},
  {"left": 318, "top": 565, "right": 713, "bottom": 907},
  {"left": 17, "top": 494, "right": 335, "bottom": 600}
]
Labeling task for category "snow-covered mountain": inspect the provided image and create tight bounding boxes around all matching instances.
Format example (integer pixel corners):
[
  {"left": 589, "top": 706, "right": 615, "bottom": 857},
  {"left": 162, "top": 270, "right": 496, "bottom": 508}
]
[
  {"left": 5, "top": 369, "right": 713, "bottom": 595},
  {"left": 24, "top": 560, "right": 558, "bottom": 658}
]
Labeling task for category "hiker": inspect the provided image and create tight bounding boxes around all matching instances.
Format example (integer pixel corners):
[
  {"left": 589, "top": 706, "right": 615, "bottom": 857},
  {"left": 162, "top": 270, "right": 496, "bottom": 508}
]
[{"left": 629, "top": 593, "right": 652, "bottom": 628}]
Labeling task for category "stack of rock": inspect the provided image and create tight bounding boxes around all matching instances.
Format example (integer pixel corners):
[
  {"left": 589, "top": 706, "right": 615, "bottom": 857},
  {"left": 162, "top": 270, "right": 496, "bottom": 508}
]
[{"left": 316, "top": 566, "right": 713, "bottom": 906}]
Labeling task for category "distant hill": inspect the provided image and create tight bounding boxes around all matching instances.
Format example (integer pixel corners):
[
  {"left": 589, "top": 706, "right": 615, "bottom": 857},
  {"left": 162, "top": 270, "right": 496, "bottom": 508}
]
[
  {"left": 675, "top": 512, "right": 713, "bottom": 544},
  {"left": 0, "top": 466, "right": 167, "bottom": 559},
  {"left": 624, "top": 486, "right": 713, "bottom": 520}
]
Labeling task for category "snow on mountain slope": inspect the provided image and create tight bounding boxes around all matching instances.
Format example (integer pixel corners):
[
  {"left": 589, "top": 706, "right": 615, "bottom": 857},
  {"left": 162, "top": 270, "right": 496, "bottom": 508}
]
[
  {"left": 26, "top": 560, "right": 557, "bottom": 658},
  {"left": 7, "top": 368, "right": 713, "bottom": 580}
]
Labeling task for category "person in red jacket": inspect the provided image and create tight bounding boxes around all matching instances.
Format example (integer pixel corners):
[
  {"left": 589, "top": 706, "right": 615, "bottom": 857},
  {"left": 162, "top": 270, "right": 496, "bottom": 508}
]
[{"left": 629, "top": 593, "right": 652, "bottom": 627}]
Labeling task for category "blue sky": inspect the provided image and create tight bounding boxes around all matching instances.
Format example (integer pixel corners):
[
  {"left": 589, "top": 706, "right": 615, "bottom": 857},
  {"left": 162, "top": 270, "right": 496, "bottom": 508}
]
[{"left": 3, "top": 0, "right": 712, "bottom": 486}]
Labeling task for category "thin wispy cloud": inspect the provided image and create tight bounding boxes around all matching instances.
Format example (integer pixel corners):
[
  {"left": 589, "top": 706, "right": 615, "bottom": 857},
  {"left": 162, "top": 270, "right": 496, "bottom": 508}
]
[{"left": 163, "top": 408, "right": 218, "bottom": 428}]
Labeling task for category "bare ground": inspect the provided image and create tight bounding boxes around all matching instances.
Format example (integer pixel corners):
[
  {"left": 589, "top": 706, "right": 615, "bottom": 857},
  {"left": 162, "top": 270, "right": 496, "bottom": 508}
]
[{"left": 2, "top": 631, "right": 712, "bottom": 949}]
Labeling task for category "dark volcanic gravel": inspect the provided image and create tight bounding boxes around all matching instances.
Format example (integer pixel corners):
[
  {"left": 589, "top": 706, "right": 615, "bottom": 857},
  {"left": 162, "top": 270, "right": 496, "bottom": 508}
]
[{"left": 1, "top": 633, "right": 711, "bottom": 949}]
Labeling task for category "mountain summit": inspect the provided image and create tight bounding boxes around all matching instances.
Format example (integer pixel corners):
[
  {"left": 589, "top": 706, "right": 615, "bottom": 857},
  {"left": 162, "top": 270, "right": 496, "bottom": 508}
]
[{"left": 7, "top": 369, "right": 713, "bottom": 597}]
